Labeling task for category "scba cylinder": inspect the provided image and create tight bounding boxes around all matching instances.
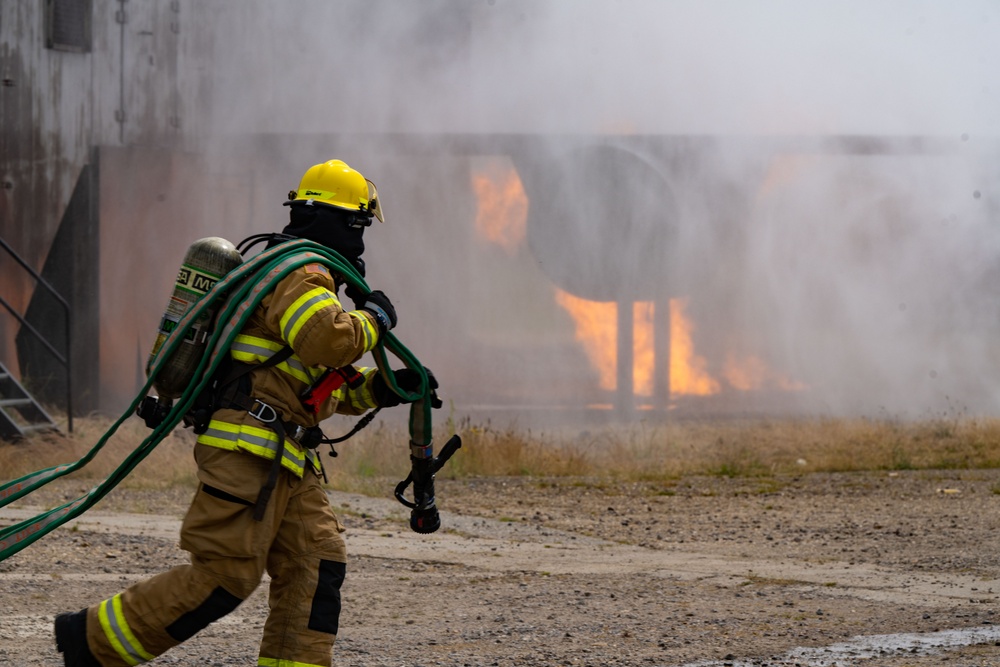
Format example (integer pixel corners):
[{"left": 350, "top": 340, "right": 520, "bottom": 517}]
[{"left": 146, "top": 237, "right": 243, "bottom": 399}]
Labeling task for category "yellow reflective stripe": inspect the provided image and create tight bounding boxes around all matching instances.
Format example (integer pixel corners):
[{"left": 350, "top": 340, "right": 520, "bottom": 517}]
[
  {"left": 112, "top": 595, "right": 155, "bottom": 663},
  {"left": 233, "top": 333, "right": 283, "bottom": 352},
  {"left": 348, "top": 310, "right": 379, "bottom": 352},
  {"left": 98, "top": 595, "right": 154, "bottom": 665},
  {"left": 197, "top": 419, "right": 241, "bottom": 451},
  {"left": 197, "top": 420, "right": 311, "bottom": 477},
  {"left": 240, "top": 424, "right": 307, "bottom": 465},
  {"left": 98, "top": 599, "right": 133, "bottom": 666},
  {"left": 258, "top": 657, "right": 326, "bottom": 667},
  {"left": 280, "top": 287, "right": 339, "bottom": 347},
  {"left": 305, "top": 448, "right": 320, "bottom": 471},
  {"left": 331, "top": 367, "right": 378, "bottom": 411},
  {"left": 230, "top": 334, "right": 315, "bottom": 384}
]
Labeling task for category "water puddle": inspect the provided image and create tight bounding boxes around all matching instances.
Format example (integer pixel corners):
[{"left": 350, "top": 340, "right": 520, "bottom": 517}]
[{"left": 680, "top": 625, "right": 1000, "bottom": 666}]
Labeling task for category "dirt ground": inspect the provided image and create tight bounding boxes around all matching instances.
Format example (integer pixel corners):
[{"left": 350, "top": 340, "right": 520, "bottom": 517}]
[{"left": 2, "top": 469, "right": 1000, "bottom": 666}]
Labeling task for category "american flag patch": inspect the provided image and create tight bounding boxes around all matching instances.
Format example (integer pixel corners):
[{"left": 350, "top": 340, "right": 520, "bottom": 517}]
[{"left": 303, "top": 263, "right": 331, "bottom": 278}]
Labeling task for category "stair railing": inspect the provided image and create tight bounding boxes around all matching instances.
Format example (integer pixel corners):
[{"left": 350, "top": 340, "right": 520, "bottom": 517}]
[{"left": 0, "top": 236, "right": 73, "bottom": 433}]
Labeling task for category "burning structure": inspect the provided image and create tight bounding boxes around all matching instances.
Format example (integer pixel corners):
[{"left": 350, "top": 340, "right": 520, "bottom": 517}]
[{"left": 2, "top": 1, "right": 999, "bottom": 427}]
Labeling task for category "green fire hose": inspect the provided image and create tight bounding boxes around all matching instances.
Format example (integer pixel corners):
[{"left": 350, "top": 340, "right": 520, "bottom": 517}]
[{"left": 0, "top": 239, "right": 457, "bottom": 562}]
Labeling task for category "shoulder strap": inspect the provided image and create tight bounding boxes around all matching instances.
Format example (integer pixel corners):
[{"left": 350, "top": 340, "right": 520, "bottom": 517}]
[{"left": 217, "top": 344, "right": 294, "bottom": 389}]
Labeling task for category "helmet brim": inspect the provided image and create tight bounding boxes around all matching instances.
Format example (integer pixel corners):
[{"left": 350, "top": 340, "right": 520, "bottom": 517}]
[{"left": 283, "top": 181, "right": 383, "bottom": 223}]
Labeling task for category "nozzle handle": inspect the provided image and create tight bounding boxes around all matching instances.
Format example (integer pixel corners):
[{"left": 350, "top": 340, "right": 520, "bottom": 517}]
[
  {"left": 432, "top": 435, "right": 462, "bottom": 474},
  {"left": 394, "top": 435, "right": 463, "bottom": 505}
]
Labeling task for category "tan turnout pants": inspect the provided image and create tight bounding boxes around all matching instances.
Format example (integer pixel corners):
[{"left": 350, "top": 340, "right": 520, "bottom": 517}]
[{"left": 84, "top": 443, "right": 347, "bottom": 667}]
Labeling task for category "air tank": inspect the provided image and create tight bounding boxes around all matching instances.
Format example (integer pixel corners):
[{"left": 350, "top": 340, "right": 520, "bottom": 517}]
[{"left": 145, "top": 237, "right": 243, "bottom": 398}]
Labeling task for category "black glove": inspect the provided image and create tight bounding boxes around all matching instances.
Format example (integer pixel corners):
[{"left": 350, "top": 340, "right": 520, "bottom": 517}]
[
  {"left": 344, "top": 282, "right": 363, "bottom": 305},
  {"left": 372, "top": 367, "right": 442, "bottom": 409},
  {"left": 342, "top": 261, "right": 366, "bottom": 302},
  {"left": 408, "top": 455, "right": 440, "bottom": 534},
  {"left": 356, "top": 290, "right": 397, "bottom": 335}
]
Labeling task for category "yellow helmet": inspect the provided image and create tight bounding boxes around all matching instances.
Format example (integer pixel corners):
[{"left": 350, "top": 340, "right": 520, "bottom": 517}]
[{"left": 285, "top": 159, "right": 384, "bottom": 223}]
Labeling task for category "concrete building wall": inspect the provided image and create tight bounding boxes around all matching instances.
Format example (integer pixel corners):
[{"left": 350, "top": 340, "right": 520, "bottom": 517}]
[{"left": 0, "top": 0, "right": 202, "bottom": 412}]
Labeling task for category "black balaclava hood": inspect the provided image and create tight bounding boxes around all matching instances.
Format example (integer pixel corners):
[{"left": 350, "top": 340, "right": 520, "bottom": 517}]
[{"left": 281, "top": 203, "right": 366, "bottom": 275}]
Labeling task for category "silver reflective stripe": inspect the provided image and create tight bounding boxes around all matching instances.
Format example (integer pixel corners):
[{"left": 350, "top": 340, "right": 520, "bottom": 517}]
[
  {"left": 348, "top": 310, "right": 378, "bottom": 352},
  {"left": 335, "top": 384, "right": 377, "bottom": 412},
  {"left": 239, "top": 429, "right": 280, "bottom": 450},
  {"left": 332, "top": 367, "right": 377, "bottom": 411},
  {"left": 230, "top": 339, "right": 311, "bottom": 379},
  {"left": 305, "top": 448, "right": 319, "bottom": 470},
  {"left": 104, "top": 596, "right": 149, "bottom": 664},
  {"left": 281, "top": 290, "right": 336, "bottom": 343},
  {"left": 202, "top": 424, "right": 308, "bottom": 473}
]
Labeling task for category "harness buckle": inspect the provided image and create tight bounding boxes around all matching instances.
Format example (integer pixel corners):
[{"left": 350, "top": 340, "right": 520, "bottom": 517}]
[{"left": 248, "top": 400, "right": 278, "bottom": 424}]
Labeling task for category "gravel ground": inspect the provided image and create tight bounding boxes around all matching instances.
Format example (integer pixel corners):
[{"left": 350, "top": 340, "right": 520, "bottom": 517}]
[{"left": 2, "top": 469, "right": 1000, "bottom": 666}]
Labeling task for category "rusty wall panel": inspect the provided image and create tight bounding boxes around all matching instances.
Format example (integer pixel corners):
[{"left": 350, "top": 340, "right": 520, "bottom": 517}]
[
  {"left": 0, "top": 6, "right": 33, "bottom": 375},
  {"left": 95, "top": 141, "right": 277, "bottom": 412},
  {"left": 2, "top": 0, "right": 195, "bottom": 403},
  {"left": 0, "top": 1, "right": 91, "bottom": 380},
  {"left": 97, "top": 145, "right": 209, "bottom": 409},
  {"left": 16, "top": 158, "right": 100, "bottom": 414}
]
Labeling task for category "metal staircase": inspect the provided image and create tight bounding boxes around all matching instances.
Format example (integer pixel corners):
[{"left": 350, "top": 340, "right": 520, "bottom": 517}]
[
  {"left": 0, "top": 360, "right": 58, "bottom": 439},
  {"left": 1, "top": 235, "right": 72, "bottom": 440}
]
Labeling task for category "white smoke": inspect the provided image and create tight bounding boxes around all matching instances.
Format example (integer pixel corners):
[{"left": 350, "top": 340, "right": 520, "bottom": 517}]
[
  {"left": 198, "top": 1, "right": 1000, "bottom": 137},
  {"left": 161, "top": 0, "right": 1000, "bottom": 423}
]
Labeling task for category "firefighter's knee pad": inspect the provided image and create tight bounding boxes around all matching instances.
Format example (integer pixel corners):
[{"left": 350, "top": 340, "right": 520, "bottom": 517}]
[
  {"left": 307, "top": 560, "right": 346, "bottom": 636},
  {"left": 166, "top": 586, "right": 244, "bottom": 642}
]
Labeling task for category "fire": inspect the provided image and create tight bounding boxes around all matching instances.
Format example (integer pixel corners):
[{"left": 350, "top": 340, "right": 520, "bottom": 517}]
[
  {"left": 552, "top": 292, "right": 715, "bottom": 397},
  {"left": 669, "top": 298, "right": 720, "bottom": 396},
  {"left": 633, "top": 301, "right": 655, "bottom": 396},
  {"left": 552, "top": 291, "right": 656, "bottom": 395},
  {"left": 470, "top": 158, "right": 527, "bottom": 255},
  {"left": 555, "top": 292, "right": 805, "bottom": 399},
  {"left": 469, "top": 160, "right": 805, "bottom": 402},
  {"left": 723, "top": 353, "right": 806, "bottom": 392},
  {"left": 554, "top": 289, "right": 618, "bottom": 391}
]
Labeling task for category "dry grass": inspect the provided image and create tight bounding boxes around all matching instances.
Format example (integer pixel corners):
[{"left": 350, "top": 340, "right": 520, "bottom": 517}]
[
  {"left": 0, "top": 416, "right": 199, "bottom": 491},
  {"left": 4, "top": 413, "right": 1000, "bottom": 495},
  {"left": 320, "top": 413, "right": 1000, "bottom": 492}
]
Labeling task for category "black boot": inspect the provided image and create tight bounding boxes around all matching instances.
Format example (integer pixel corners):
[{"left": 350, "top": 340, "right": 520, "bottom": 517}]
[{"left": 54, "top": 609, "right": 102, "bottom": 667}]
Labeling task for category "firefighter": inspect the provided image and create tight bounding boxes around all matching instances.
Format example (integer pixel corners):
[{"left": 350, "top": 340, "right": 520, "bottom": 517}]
[{"left": 54, "top": 159, "right": 430, "bottom": 667}]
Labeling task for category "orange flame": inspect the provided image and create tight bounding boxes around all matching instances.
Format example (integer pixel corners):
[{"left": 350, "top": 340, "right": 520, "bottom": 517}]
[
  {"left": 554, "top": 289, "right": 618, "bottom": 391},
  {"left": 633, "top": 301, "right": 655, "bottom": 396},
  {"left": 555, "top": 293, "right": 805, "bottom": 398},
  {"left": 470, "top": 160, "right": 527, "bottom": 254},
  {"left": 471, "top": 163, "right": 804, "bottom": 400},
  {"left": 723, "top": 354, "right": 806, "bottom": 392},
  {"left": 553, "top": 292, "right": 708, "bottom": 397},
  {"left": 669, "top": 298, "right": 720, "bottom": 396}
]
